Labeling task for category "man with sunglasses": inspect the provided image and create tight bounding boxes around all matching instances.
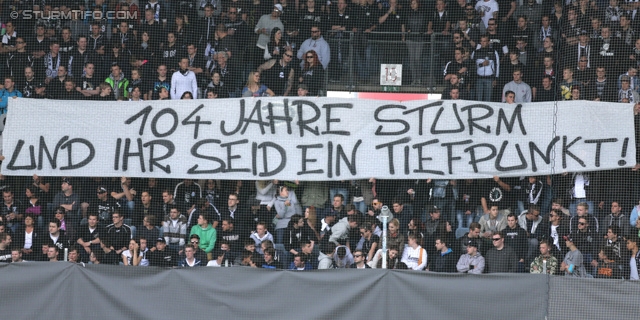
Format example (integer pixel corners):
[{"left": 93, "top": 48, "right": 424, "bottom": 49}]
[
  {"left": 297, "top": 25, "right": 330, "bottom": 70},
  {"left": 258, "top": 48, "right": 295, "bottom": 96},
  {"left": 351, "top": 249, "right": 371, "bottom": 268},
  {"left": 485, "top": 231, "right": 518, "bottom": 273}
]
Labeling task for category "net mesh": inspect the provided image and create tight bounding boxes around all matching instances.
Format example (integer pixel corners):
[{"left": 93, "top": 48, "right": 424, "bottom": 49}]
[{"left": 0, "top": 0, "right": 638, "bottom": 318}]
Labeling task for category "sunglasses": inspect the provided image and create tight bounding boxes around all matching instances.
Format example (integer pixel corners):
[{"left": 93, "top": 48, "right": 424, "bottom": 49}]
[
  {"left": 284, "top": 53, "right": 293, "bottom": 57},
  {"left": 578, "top": 222, "right": 587, "bottom": 225},
  {"left": 492, "top": 238, "right": 502, "bottom": 241},
  {"left": 306, "top": 56, "right": 314, "bottom": 59},
  {"left": 191, "top": 241, "right": 199, "bottom": 244}
]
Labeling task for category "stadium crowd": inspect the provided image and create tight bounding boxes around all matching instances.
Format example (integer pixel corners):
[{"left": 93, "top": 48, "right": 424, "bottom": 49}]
[
  {"left": 5, "top": 0, "right": 640, "bottom": 101},
  {"left": 0, "top": 174, "right": 637, "bottom": 279},
  {"left": 0, "top": 0, "right": 640, "bottom": 278}
]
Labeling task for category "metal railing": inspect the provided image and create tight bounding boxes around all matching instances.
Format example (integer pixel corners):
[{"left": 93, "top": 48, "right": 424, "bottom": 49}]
[{"left": 324, "top": 31, "right": 452, "bottom": 92}]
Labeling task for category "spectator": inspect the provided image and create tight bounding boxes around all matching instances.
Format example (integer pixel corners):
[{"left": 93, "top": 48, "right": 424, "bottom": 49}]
[
  {"left": 457, "top": 239, "right": 485, "bottom": 274},
  {"left": 618, "top": 75, "right": 639, "bottom": 103},
  {"left": 590, "top": 66, "right": 617, "bottom": 102},
  {"left": 257, "top": 48, "right": 295, "bottom": 96},
  {"left": 189, "top": 212, "right": 217, "bottom": 259},
  {"left": 105, "top": 211, "right": 132, "bottom": 255},
  {"left": 122, "top": 238, "right": 142, "bottom": 266},
  {"left": 518, "top": 205, "right": 544, "bottom": 263},
  {"left": 503, "top": 213, "right": 528, "bottom": 268},
  {"left": 626, "top": 234, "right": 640, "bottom": 280},
  {"left": 401, "top": 232, "right": 427, "bottom": 270},
  {"left": 603, "top": 201, "right": 631, "bottom": 236},
  {"left": 475, "top": 0, "right": 499, "bottom": 29},
  {"left": 171, "top": 57, "right": 199, "bottom": 99},
  {"left": 297, "top": 25, "right": 330, "bottom": 70},
  {"left": 351, "top": 249, "right": 371, "bottom": 268},
  {"left": 530, "top": 240, "right": 558, "bottom": 274},
  {"left": 178, "top": 244, "right": 204, "bottom": 267},
  {"left": 254, "top": 4, "right": 285, "bottom": 68},
  {"left": 242, "top": 70, "right": 275, "bottom": 97},
  {"left": 502, "top": 68, "right": 531, "bottom": 102},
  {"left": 0, "top": 76, "right": 22, "bottom": 111},
  {"left": 104, "top": 63, "right": 129, "bottom": 100},
  {"left": 163, "top": 206, "right": 187, "bottom": 251},
  {"left": 560, "top": 235, "right": 588, "bottom": 277},
  {"left": 485, "top": 231, "right": 518, "bottom": 273},
  {"left": 472, "top": 35, "right": 500, "bottom": 102},
  {"left": 147, "top": 237, "right": 178, "bottom": 267},
  {"left": 430, "top": 237, "right": 457, "bottom": 272},
  {"left": 76, "top": 62, "right": 100, "bottom": 99},
  {"left": 299, "top": 50, "right": 325, "bottom": 96}
]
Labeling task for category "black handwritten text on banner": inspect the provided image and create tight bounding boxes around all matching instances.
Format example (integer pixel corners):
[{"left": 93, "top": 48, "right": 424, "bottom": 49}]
[{"left": 1, "top": 98, "right": 634, "bottom": 179}]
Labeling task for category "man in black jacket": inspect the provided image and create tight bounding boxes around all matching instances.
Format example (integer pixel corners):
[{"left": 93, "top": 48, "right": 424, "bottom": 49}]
[
  {"left": 430, "top": 237, "right": 457, "bottom": 272},
  {"left": 503, "top": 213, "right": 528, "bottom": 272}
]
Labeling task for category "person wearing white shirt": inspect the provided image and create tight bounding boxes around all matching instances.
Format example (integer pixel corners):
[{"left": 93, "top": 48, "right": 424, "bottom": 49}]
[
  {"left": 171, "top": 57, "right": 199, "bottom": 99},
  {"left": 401, "top": 232, "right": 427, "bottom": 270}
]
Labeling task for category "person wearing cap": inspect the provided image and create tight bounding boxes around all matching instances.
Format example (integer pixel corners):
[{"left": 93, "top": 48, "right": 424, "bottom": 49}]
[
  {"left": 297, "top": 83, "right": 309, "bottom": 96},
  {"left": 560, "top": 235, "right": 587, "bottom": 277},
  {"left": 617, "top": 74, "right": 639, "bottom": 103},
  {"left": 52, "top": 178, "right": 80, "bottom": 218},
  {"left": 147, "top": 237, "right": 179, "bottom": 267},
  {"left": 90, "top": 186, "right": 120, "bottom": 224},
  {"left": 457, "top": 239, "right": 485, "bottom": 274},
  {"left": 253, "top": 4, "right": 285, "bottom": 68}
]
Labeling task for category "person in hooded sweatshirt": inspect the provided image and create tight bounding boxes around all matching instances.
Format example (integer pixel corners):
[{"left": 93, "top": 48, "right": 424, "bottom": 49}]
[
  {"left": 171, "top": 57, "right": 199, "bottom": 99},
  {"left": 104, "top": 63, "right": 129, "bottom": 100},
  {"left": 429, "top": 236, "right": 457, "bottom": 272}
]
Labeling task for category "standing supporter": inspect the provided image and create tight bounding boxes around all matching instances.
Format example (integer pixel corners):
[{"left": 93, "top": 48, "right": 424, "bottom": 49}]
[
  {"left": 6, "top": 37, "right": 32, "bottom": 85},
  {"left": 254, "top": 4, "right": 285, "bottom": 68},
  {"left": 472, "top": 35, "right": 500, "bottom": 102},
  {"left": 502, "top": 68, "right": 531, "bottom": 103},
  {"left": 375, "top": 0, "right": 405, "bottom": 67},
  {"left": 69, "top": 36, "right": 97, "bottom": 79},
  {"left": 171, "top": 57, "right": 199, "bottom": 99},
  {"left": 189, "top": 212, "right": 217, "bottom": 259},
  {"left": 105, "top": 63, "right": 129, "bottom": 100},
  {"left": 147, "top": 64, "right": 170, "bottom": 100},
  {"left": 297, "top": 25, "right": 330, "bottom": 70}
]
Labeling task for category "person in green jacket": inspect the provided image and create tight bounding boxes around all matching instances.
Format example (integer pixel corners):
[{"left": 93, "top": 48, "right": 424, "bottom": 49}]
[{"left": 190, "top": 212, "right": 217, "bottom": 260}]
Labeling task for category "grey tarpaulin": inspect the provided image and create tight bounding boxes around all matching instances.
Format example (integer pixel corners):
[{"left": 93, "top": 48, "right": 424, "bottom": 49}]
[
  {"left": 5, "top": 262, "right": 635, "bottom": 320},
  {"left": 549, "top": 276, "right": 640, "bottom": 320}
]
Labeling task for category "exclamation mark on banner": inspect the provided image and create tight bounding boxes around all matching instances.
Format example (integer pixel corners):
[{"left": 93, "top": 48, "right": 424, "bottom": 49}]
[{"left": 618, "top": 138, "right": 629, "bottom": 166}]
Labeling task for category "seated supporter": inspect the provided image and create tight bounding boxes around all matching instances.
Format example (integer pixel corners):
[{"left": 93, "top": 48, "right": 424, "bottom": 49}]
[
  {"left": 530, "top": 240, "right": 558, "bottom": 275},
  {"left": 401, "top": 232, "right": 428, "bottom": 271},
  {"left": 593, "top": 246, "right": 624, "bottom": 279},
  {"left": 148, "top": 237, "right": 179, "bottom": 267},
  {"left": 178, "top": 244, "right": 204, "bottom": 267},
  {"left": 457, "top": 239, "right": 485, "bottom": 274}
]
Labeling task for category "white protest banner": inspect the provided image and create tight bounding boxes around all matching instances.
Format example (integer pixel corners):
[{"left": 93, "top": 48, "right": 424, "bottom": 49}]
[{"left": 1, "top": 98, "right": 635, "bottom": 180}]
